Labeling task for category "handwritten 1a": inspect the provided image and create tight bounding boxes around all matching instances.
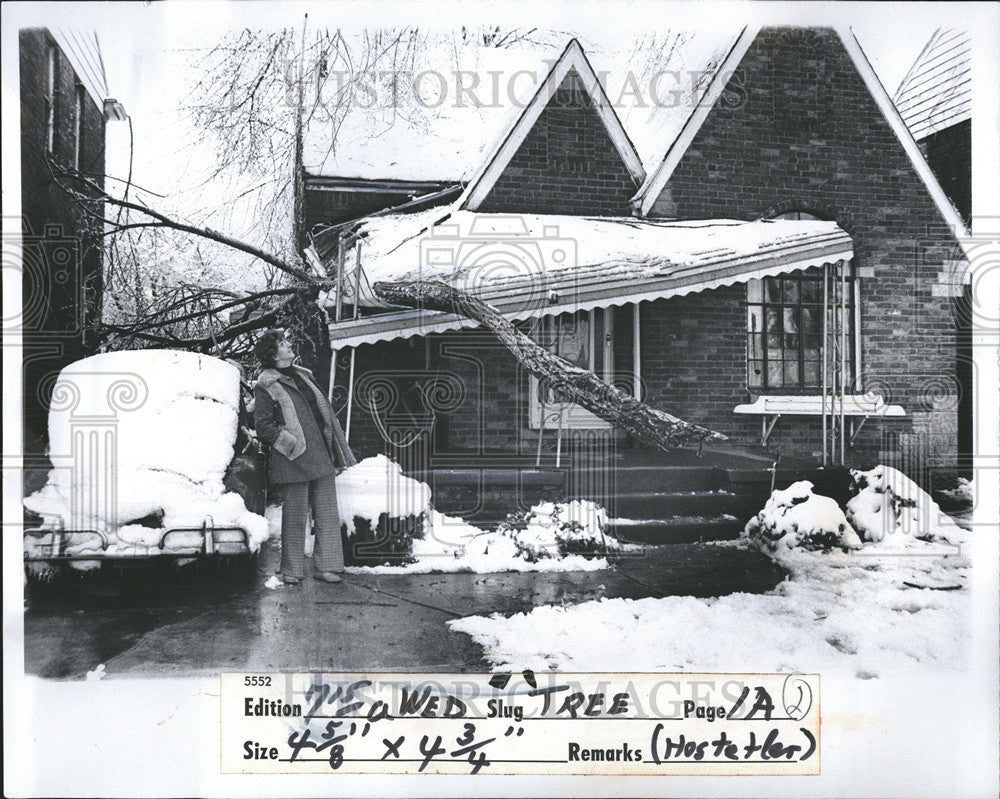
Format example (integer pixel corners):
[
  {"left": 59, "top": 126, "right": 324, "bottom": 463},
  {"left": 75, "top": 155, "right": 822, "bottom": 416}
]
[{"left": 727, "top": 685, "right": 775, "bottom": 719}]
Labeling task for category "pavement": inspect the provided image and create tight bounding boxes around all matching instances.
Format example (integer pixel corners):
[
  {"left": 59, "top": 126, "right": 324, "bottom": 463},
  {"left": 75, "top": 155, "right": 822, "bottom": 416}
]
[{"left": 23, "top": 540, "right": 786, "bottom": 680}]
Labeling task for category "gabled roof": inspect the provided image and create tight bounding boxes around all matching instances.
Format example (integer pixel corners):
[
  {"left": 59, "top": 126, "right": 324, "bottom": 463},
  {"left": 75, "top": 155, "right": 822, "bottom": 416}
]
[
  {"left": 629, "top": 26, "right": 753, "bottom": 219},
  {"left": 458, "top": 39, "right": 646, "bottom": 211},
  {"left": 631, "top": 26, "right": 971, "bottom": 244},
  {"left": 893, "top": 28, "right": 971, "bottom": 140}
]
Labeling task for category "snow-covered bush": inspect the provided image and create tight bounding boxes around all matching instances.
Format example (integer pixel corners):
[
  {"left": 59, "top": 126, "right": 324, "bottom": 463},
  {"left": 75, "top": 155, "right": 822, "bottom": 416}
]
[
  {"left": 496, "top": 500, "right": 620, "bottom": 561},
  {"left": 743, "top": 480, "right": 862, "bottom": 553},
  {"left": 937, "top": 477, "right": 973, "bottom": 506},
  {"left": 332, "top": 455, "right": 432, "bottom": 566},
  {"left": 23, "top": 350, "right": 269, "bottom": 569},
  {"left": 846, "top": 465, "right": 964, "bottom": 545}
]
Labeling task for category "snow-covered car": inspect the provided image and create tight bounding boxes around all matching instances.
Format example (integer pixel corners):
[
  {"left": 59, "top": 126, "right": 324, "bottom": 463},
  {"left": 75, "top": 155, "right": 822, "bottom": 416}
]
[{"left": 23, "top": 350, "right": 269, "bottom": 576}]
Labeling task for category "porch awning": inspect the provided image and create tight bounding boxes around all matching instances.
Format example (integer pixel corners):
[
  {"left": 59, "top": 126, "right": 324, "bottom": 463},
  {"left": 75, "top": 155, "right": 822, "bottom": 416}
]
[{"left": 327, "top": 212, "right": 853, "bottom": 348}]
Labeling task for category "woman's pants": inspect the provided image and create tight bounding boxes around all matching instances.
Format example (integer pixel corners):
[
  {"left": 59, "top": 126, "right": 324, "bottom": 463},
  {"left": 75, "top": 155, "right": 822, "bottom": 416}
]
[{"left": 279, "top": 472, "right": 344, "bottom": 578}]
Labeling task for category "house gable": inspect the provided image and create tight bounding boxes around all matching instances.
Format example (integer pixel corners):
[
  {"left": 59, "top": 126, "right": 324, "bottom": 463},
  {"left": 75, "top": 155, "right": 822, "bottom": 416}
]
[
  {"left": 635, "top": 26, "right": 968, "bottom": 243},
  {"left": 462, "top": 39, "right": 645, "bottom": 216}
]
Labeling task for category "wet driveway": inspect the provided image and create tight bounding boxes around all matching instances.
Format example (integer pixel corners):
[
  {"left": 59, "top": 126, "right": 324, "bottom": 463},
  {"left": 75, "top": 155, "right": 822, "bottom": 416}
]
[{"left": 23, "top": 541, "right": 785, "bottom": 679}]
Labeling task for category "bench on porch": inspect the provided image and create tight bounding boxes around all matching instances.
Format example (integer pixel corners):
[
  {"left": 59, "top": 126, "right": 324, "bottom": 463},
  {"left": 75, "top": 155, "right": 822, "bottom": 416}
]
[{"left": 734, "top": 394, "right": 906, "bottom": 447}]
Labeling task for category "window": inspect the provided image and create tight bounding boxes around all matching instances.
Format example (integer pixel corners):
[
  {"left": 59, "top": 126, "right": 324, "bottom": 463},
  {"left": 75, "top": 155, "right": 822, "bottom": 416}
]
[
  {"left": 74, "top": 82, "right": 85, "bottom": 169},
  {"left": 747, "top": 266, "right": 855, "bottom": 390},
  {"left": 46, "top": 44, "right": 59, "bottom": 153},
  {"left": 529, "top": 308, "right": 613, "bottom": 428}
]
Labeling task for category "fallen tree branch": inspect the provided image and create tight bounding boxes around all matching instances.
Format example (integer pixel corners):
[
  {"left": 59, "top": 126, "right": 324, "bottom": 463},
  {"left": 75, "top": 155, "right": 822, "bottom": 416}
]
[{"left": 372, "top": 280, "right": 727, "bottom": 449}]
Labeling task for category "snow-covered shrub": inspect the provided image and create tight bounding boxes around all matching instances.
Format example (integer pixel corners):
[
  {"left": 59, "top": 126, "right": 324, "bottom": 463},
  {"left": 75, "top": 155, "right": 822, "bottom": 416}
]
[
  {"left": 935, "top": 477, "right": 974, "bottom": 509},
  {"left": 332, "top": 455, "right": 432, "bottom": 566},
  {"left": 496, "top": 500, "right": 620, "bottom": 561},
  {"left": 340, "top": 513, "right": 422, "bottom": 567},
  {"left": 846, "top": 465, "right": 964, "bottom": 545},
  {"left": 336, "top": 455, "right": 431, "bottom": 533},
  {"left": 743, "top": 480, "right": 862, "bottom": 553},
  {"left": 23, "top": 350, "right": 270, "bottom": 569}
]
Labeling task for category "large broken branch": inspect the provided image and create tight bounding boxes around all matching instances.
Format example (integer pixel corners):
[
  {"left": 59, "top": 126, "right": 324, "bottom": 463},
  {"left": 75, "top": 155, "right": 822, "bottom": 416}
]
[{"left": 373, "top": 280, "right": 727, "bottom": 449}]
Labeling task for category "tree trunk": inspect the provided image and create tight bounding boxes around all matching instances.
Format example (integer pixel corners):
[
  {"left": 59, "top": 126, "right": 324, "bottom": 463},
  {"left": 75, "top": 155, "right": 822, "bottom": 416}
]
[{"left": 373, "top": 280, "right": 727, "bottom": 449}]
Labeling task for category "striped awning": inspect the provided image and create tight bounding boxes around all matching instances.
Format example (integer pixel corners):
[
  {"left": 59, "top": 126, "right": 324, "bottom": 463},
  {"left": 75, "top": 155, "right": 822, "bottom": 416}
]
[{"left": 327, "top": 216, "right": 853, "bottom": 349}]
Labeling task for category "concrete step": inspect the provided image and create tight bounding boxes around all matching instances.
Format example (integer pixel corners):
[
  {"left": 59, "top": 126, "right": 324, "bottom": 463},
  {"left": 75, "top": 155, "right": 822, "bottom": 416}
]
[
  {"left": 569, "top": 465, "right": 724, "bottom": 493},
  {"left": 727, "top": 466, "right": 851, "bottom": 506},
  {"left": 573, "top": 490, "right": 740, "bottom": 519},
  {"left": 608, "top": 515, "right": 744, "bottom": 545}
]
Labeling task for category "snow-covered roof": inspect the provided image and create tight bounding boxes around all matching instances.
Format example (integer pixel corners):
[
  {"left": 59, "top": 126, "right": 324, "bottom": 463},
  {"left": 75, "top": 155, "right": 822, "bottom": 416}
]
[
  {"left": 302, "top": 30, "right": 736, "bottom": 183},
  {"left": 893, "top": 29, "right": 971, "bottom": 140},
  {"left": 326, "top": 210, "right": 853, "bottom": 348}
]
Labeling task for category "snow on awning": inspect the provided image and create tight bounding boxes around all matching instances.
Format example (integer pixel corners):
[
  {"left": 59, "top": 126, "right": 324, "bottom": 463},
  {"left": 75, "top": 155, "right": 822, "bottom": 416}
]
[{"left": 327, "top": 212, "right": 853, "bottom": 349}]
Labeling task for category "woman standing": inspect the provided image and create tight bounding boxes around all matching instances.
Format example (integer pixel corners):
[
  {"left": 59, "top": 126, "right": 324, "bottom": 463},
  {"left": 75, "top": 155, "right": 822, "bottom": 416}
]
[{"left": 252, "top": 328, "right": 356, "bottom": 584}]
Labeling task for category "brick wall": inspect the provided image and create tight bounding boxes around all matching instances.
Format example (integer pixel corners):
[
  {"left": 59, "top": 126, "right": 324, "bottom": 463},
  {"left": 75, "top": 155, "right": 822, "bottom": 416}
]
[
  {"left": 476, "top": 70, "right": 638, "bottom": 215},
  {"left": 646, "top": 27, "right": 965, "bottom": 471},
  {"left": 20, "top": 29, "right": 106, "bottom": 456}
]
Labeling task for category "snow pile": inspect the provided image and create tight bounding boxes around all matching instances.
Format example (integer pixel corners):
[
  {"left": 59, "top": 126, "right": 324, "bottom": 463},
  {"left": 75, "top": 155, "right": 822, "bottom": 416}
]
[
  {"left": 450, "top": 541, "right": 969, "bottom": 676},
  {"left": 335, "top": 454, "right": 432, "bottom": 535},
  {"left": 451, "top": 466, "right": 969, "bottom": 678},
  {"left": 347, "top": 501, "right": 620, "bottom": 575},
  {"left": 294, "top": 454, "right": 617, "bottom": 574},
  {"left": 743, "top": 480, "right": 862, "bottom": 552},
  {"left": 846, "top": 465, "right": 965, "bottom": 547},
  {"left": 23, "top": 350, "right": 269, "bottom": 565}
]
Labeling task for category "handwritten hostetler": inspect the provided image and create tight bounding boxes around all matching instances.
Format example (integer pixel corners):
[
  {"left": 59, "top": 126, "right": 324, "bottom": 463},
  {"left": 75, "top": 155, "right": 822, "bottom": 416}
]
[{"left": 220, "top": 672, "right": 820, "bottom": 775}]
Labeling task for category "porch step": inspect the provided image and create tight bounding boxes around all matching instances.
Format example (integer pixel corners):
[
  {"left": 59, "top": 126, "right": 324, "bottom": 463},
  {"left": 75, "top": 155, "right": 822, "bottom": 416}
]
[
  {"left": 608, "top": 515, "right": 743, "bottom": 545},
  {"left": 573, "top": 490, "right": 740, "bottom": 519},
  {"left": 569, "top": 465, "right": 724, "bottom": 493}
]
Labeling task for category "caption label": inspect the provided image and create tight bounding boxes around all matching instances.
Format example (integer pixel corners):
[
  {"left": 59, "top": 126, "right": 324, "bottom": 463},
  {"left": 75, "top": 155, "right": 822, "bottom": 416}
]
[{"left": 221, "top": 672, "right": 820, "bottom": 775}]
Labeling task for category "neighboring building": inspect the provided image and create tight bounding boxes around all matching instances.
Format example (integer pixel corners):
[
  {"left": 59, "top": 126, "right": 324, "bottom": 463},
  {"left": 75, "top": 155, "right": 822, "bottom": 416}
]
[
  {"left": 894, "top": 28, "right": 971, "bottom": 227},
  {"left": 894, "top": 28, "right": 972, "bottom": 471},
  {"left": 302, "top": 28, "right": 971, "bottom": 535},
  {"left": 19, "top": 28, "right": 125, "bottom": 459}
]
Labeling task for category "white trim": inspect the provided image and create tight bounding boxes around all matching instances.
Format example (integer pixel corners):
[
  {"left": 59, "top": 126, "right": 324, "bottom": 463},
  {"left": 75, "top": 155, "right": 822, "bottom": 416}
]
[
  {"left": 632, "top": 26, "right": 973, "bottom": 256},
  {"left": 528, "top": 310, "right": 612, "bottom": 430},
  {"left": 632, "top": 303, "right": 641, "bottom": 401},
  {"left": 632, "top": 26, "right": 754, "bottom": 217},
  {"left": 459, "top": 39, "right": 645, "bottom": 212}
]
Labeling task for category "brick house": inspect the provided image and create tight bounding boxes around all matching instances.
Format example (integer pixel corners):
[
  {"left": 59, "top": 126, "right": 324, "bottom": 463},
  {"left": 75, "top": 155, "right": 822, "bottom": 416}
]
[
  {"left": 303, "top": 28, "right": 971, "bottom": 535},
  {"left": 19, "top": 28, "right": 126, "bottom": 458}
]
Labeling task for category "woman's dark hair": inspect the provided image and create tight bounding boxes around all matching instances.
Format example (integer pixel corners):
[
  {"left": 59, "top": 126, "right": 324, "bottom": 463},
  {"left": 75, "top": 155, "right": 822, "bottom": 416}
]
[{"left": 254, "top": 328, "right": 284, "bottom": 368}]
